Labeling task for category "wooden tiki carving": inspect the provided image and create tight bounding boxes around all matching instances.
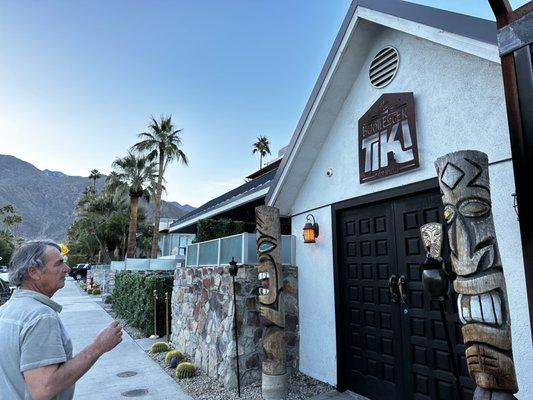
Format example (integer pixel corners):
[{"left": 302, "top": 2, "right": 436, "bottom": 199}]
[
  {"left": 435, "top": 150, "right": 518, "bottom": 399},
  {"left": 255, "top": 205, "right": 287, "bottom": 399}
]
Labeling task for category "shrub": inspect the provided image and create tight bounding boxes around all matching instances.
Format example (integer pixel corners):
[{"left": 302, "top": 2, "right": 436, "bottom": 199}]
[
  {"left": 194, "top": 218, "right": 255, "bottom": 243},
  {"left": 165, "top": 350, "right": 183, "bottom": 365},
  {"left": 175, "top": 362, "right": 197, "bottom": 379},
  {"left": 104, "top": 295, "right": 112, "bottom": 304},
  {"left": 150, "top": 342, "right": 170, "bottom": 354},
  {"left": 87, "top": 288, "right": 94, "bottom": 294},
  {"left": 66, "top": 253, "right": 87, "bottom": 267},
  {"left": 92, "top": 288, "right": 101, "bottom": 295},
  {"left": 112, "top": 271, "right": 174, "bottom": 336}
]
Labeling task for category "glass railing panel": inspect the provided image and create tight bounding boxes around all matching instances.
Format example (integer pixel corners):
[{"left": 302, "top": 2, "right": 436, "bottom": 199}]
[
  {"left": 245, "top": 233, "right": 258, "bottom": 264},
  {"left": 186, "top": 244, "right": 198, "bottom": 266},
  {"left": 198, "top": 240, "right": 219, "bottom": 266},
  {"left": 149, "top": 259, "right": 178, "bottom": 270},
  {"left": 220, "top": 234, "right": 243, "bottom": 264},
  {"left": 110, "top": 261, "right": 125, "bottom": 271},
  {"left": 282, "top": 235, "right": 295, "bottom": 265},
  {"left": 125, "top": 258, "right": 149, "bottom": 270}
]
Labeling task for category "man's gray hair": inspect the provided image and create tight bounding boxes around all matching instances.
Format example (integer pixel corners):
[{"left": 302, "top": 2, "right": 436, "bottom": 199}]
[{"left": 8, "top": 240, "right": 61, "bottom": 287}]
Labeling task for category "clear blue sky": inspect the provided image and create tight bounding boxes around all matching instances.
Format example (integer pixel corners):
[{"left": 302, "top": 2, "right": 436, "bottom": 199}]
[{"left": 0, "top": 0, "right": 527, "bottom": 207}]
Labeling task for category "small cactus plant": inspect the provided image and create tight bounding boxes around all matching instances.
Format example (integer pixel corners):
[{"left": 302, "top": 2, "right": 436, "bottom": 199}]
[
  {"left": 165, "top": 350, "right": 183, "bottom": 365},
  {"left": 175, "top": 362, "right": 197, "bottom": 379},
  {"left": 150, "top": 342, "right": 170, "bottom": 354}
]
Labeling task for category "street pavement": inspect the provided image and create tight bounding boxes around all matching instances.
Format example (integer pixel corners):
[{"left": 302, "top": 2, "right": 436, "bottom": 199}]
[{"left": 53, "top": 278, "right": 192, "bottom": 400}]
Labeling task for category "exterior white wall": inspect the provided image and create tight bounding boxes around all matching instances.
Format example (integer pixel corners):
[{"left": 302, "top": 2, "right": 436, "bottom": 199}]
[
  {"left": 291, "top": 29, "right": 510, "bottom": 215},
  {"left": 288, "top": 28, "right": 533, "bottom": 397},
  {"left": 490, "top": 162, "right": 533, "bottom": 400},
  {"left": 291, "top": 207, "right": 337, "bottom": 385}
]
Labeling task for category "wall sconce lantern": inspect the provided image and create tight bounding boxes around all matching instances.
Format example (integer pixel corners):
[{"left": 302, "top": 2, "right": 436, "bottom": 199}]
[
  {"left": 512, "top": 192, "right": 519, "bottom": 219},
  {"left": 303, "top": 214, "right": 319, "bottom": 243}
]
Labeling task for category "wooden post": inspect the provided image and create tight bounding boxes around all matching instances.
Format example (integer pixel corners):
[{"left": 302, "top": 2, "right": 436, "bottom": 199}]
[
  {"left": 488, "top": 0, "right": 533, "bottom": 342},
  {"left": 255, "top": 205, "right": 287, "bottom": 400}
]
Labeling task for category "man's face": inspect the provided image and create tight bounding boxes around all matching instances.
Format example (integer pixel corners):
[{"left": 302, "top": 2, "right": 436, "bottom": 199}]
[{"left": 36, "top": 246, "right": 71, "bottom": 297}]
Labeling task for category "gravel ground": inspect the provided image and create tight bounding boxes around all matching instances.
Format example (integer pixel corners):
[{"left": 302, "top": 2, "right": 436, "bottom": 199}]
[
  {"left": 88, "top": 286, "right": 334, "bottom": 399},
  {"left": 148, "top": 351, "right": 334, "bottom": 400}
]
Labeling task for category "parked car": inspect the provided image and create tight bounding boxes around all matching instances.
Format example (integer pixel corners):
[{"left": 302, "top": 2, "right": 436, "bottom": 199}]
[{"left": 69, "top": 263, "right": 92, "bottom": 281}]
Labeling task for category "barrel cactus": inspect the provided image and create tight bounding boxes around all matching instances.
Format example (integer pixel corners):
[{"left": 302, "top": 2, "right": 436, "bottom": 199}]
[
  {"left": 175, "top": 362, "right": 197, "bottom": 379},
  {"left": 165, "top": 350, "right": 183, "bottom": 365},
  {"left": 150, "top": 342, "right": 170, "bottom": 354}
]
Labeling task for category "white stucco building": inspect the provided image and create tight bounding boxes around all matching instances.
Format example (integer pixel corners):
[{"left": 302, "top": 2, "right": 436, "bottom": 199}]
[{"left": 266, "top": 1, "right": 533, "bottom": 399}]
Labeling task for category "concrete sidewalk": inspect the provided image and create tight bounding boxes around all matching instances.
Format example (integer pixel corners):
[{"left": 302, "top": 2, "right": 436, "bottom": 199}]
[{"left": 53, "top": 279, "right": 192, "bottom": 400}]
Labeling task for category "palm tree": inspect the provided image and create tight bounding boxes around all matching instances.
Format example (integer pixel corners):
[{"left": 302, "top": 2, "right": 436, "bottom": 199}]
[
  {"left": 106, "top": 152, "right": 157, "bottom": 258},
  {"left": 252, "top": 136, "right": 271, "bottom": 169},
  {"left": 132, "top": 115, "right": 188, "bottom": 258},
  {"left": 89, "top": 169, "right": 101, "bottom": 189}
]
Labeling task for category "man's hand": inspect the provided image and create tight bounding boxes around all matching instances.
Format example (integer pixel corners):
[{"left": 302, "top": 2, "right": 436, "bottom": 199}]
[
  {"left": 23, "top": 321, "right": 123, "bottom": 400},
  {"left": 93, "top": 320, "right": 123, "bottom": 355}
]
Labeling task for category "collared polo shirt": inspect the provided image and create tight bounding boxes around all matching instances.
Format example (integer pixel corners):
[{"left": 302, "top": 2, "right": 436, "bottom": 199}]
[{"left": 0, "top": 289, "right": 74, "bottom": 400}]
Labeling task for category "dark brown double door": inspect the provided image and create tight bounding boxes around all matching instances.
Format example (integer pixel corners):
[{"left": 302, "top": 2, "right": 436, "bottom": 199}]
[{"left": 335, "top": 188, "right": 475, "bottom": 400}]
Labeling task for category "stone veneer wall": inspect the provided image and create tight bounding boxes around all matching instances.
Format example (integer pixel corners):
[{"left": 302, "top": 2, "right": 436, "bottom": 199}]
[
  {"left": 171, "top": 264, "right": 298, "bottom": 389},
  {"left": 87, "top": 269, "right": 116, "bottom": 296}
]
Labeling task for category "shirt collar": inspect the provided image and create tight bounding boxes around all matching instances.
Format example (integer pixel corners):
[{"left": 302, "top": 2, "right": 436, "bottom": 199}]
[{"left": 12, "top": 289, "right": 63, "bottom": 313}]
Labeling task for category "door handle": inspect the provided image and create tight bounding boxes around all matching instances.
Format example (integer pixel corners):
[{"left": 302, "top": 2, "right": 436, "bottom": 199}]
[
  {"left": 398, "top": 275, "right": 407, "bottom": 304},
  {"left": 389, "top": 275, "right": 399, "bottom": 303}
]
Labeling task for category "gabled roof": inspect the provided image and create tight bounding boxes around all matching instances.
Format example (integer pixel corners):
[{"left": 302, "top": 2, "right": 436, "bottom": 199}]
[
  {"left": 266, "top": 0, "right": 498, "bottom": 212},
  {"left": 168, "top": 168, "right": 277, "bottom": 232}
]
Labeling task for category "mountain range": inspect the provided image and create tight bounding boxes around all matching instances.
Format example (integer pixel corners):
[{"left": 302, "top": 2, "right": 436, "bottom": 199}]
[{"left": 0, "top": 154, "right": 194, "bottom": 241}]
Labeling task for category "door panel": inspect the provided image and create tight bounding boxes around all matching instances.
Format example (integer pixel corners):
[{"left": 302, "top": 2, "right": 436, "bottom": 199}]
[
  {"left": 393, "top": 192, "right": 475, "bottom": 400},
  {"left": 336, "top": 189, "right": 475, "bottom": 400},
  {"left": 338, "top": 202, "right": 402, "bottom": 400}
]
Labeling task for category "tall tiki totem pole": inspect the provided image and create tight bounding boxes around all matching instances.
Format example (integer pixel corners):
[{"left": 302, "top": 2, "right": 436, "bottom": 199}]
[
  {"left": 435, "top": 150, "right": 518, "bottom": 400},
  {"left": 255, "top": 205, "right": 287, "bottom": 400}
]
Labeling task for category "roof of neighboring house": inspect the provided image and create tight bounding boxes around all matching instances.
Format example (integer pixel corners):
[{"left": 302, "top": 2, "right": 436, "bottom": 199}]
[
  {"left": 168, "top": 168, "right": 277, "bottom": 231},
  {"left": 245, "top": 157, "right": 283, "bottom": 180},
  {"left": 266, "top": 0, "right": 499, "bottom": 211}
]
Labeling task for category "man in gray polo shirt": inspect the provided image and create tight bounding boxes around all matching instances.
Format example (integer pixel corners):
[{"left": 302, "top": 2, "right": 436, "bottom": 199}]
[{"left": 0, "top": 241, "right": 122, "bottom": 400}]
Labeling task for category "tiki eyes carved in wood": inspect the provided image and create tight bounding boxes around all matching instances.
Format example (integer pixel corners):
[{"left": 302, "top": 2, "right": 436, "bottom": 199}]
[
  {"left": 435, "top": 150, "right": 518, "bottom": 399},
  {"left": 256, "top": 205, "right": 287, "bottom": 399}
]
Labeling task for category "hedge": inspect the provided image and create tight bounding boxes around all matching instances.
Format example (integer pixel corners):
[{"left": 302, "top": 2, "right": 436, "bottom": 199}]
[
  {"left": 194, "top": 218, "right": 255, "bottom": 243},
  {"left": 112, "top": 271, "right": 174, "bottom": 337}
]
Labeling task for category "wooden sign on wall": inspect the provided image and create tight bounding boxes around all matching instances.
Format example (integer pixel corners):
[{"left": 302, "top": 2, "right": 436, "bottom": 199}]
[{"left": 358, "top": 92, "right": 419, "bottom": 183}]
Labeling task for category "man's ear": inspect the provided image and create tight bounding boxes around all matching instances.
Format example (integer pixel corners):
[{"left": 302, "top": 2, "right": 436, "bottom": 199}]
[{"left": 26, "top": 266, "right": 42, "bottom": 281}]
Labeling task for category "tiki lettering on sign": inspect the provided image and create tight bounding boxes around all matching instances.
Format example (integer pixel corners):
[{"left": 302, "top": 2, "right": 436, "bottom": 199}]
[
  {"left": 435, "top": 150, "right": 518, "bottom": 400},
  {"left": 255, "top": 205, "right": 287, "bottom": 400},
  {"left": 358, "top": 93, "right": 419, "bottom": 183}
]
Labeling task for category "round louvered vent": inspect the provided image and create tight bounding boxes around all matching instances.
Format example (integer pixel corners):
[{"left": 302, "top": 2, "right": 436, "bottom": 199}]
[{"left": 369, "top": 46, "right": 399, "bottom": 88}]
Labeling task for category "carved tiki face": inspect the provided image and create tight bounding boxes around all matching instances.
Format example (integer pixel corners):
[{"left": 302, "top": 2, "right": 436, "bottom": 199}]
[
  {"left": 435, "top": 150, "right": 517, "bottom": 393},
  {"left": 420, "top": 222, "right": 443, "bottom": 259},
  {"left": 435, "top": 151, "right": 497, "bottom": 276},
  {"left": 255, "top": 205, "right": 284, "bottom": 328}
]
